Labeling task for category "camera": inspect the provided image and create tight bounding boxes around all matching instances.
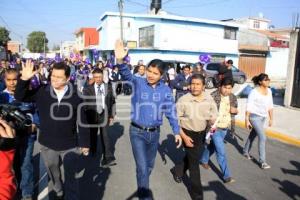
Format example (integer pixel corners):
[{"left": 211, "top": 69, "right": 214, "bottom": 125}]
[{"left": 0, "top": 104, "right": 32, "bottom": 130}]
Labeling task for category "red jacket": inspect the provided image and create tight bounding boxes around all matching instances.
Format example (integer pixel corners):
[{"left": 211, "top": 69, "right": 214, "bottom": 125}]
[{"left": 0, "top": 150, "right": 16, "bottom": 200}]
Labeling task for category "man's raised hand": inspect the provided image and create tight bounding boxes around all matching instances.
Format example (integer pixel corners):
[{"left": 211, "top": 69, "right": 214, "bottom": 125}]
[
  {"left": 21, "top": 59, "right": 38, "bottom": 81},
  {"left": 114, "top": 39, "right": 128, "bottom": 64}
]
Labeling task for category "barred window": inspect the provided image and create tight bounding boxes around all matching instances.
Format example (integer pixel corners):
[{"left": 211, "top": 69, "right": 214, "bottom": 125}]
[
  {"left": 224, "top": 27, "right": 237, "bottom": 40},
  {"left": 139, "top": 25, "right": 154, "bottom": 48}
]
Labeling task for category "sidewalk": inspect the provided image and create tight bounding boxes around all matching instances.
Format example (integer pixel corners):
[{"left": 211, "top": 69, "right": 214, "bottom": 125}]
[{"left": 235, "top": 95, "right": 300, "bottom": 148}]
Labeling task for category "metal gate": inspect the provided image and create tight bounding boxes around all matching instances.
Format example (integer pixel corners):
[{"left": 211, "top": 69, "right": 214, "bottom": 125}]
[
  {"left": 238, "top": 55, "right": 266, "bottom": 79},
  {"left": 291, "top": 31, "right": 300, "bottom": 108}
]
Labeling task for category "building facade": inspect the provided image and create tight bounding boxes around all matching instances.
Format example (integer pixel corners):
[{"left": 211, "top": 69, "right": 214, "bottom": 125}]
[
  {"left": 75, "top": 27, "right": 99, "bottom": 62},
  {"left": 7, "top": 41, "right": 21, "bottom": 54},
  {"left": 61, "top": 41, "right": 76, "bottom": 58},
  {"left": 97, "top": 12, "right": 240, "bottom": 65}
]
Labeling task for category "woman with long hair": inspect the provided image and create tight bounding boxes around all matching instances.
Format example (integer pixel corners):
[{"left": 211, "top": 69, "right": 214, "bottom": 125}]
[{"left": 243, "top": 73, "right": 273, "bottom": 169}]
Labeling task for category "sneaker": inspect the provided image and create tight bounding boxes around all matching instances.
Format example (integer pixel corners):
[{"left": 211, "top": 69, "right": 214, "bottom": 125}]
[
  {"left": 224, "top": 177, "right": 235, "bottom": 184},
  {"left": 261, "top": 163, "right": 271, "bottom": 169},
  {"left": 200, "top": 163, "right": 210, "bottom": 170},
  {"left": 243, "top": 153, "right": 253, "bottom": 160}
]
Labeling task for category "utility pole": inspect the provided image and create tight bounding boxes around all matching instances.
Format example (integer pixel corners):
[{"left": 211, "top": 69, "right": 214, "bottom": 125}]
[{"left": 118, "top": 0, "right": 124, "bottom": 41}]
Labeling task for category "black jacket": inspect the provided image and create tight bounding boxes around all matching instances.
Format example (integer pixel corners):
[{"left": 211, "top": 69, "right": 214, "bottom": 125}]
[
  {"left": 82, "top": 83, "right": 116, "bottom": 125},
  {"left": 15, "top": 79, "right": 90, "bottom": 151}
]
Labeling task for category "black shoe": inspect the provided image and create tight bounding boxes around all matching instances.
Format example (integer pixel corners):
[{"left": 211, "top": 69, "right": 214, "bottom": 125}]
[
  {"left": 137, "top": 188, "right": 153, "bottom": 199},
  {"left": 101, "top": 157, "right": 117, "bottom": 167},
  {"left": 170, "top": 168, "right": 182, "bottom": 183},
  {"left": 54, "top": 194, "right": 64, "bottom": 200}
]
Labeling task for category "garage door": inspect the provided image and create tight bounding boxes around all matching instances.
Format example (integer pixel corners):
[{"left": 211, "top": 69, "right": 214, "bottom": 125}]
[{"left": 238, "top": 55, "right": 266, "bottom": 79}]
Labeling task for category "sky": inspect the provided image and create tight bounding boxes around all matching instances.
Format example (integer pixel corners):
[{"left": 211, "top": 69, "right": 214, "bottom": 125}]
[{"left": 0, "top": 0, "right": 299, "bottom": 48}]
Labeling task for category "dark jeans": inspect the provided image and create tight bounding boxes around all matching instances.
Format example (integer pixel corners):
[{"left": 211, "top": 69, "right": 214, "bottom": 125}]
[
  {"left": 129, "top": 125, "right": 160, "bottom": 200},
  {"left": 14, "top": 134, "right": 36, "bottom": 198},
  {"left": 89, "top": 123, "right": 114, "bottom": 160},
  {"left": 175, "top": 129, "right": 204, "bottom": 200}
]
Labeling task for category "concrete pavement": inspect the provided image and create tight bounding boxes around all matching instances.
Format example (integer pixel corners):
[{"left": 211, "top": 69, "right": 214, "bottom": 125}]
[
  {"left": 230, "top": 82, "right": 300, "bottom": 147},
  {"left": 32, "top": 95, "right": 300, "bottom": 200}
]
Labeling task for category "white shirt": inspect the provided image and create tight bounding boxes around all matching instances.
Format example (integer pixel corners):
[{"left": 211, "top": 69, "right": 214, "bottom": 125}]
[
  {"left": 246, "top": 88, "right": 273, "bottom": 117},
  {"left": 168, "top": 68, "right": 176, "bottom": 80},
  {"left": 53, "top": 85, "right": 69, "bottom": 104},
  {"left": 94, "top": 83, "right": 105, "bottom": 109}
]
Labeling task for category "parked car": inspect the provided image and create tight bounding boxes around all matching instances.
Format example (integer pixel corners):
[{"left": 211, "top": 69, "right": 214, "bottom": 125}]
[{"left": 203, "top": 62, "right": 247, "bottom": 89}]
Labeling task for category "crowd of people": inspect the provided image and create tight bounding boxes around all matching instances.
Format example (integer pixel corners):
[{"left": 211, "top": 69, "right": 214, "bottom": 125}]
[{"left": 0, "top": 40, "right": 274, "bottom": 200}]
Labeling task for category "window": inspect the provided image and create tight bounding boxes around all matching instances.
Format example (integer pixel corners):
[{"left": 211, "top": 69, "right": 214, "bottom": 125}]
[
  {"left": 207, "top": 63, "right": 220, "bottom": 71},
  {"left": 232, "top": 66, "right": 239, "bottom": 72},
  {"left": 224, "top": 27, "right": 237, "bottom": 40},
  {"left": 139, "top": 25, "right": 154, "bottom": 48},
  {"left": 253, "top": 20, "right": 260, "bottom": 29}
]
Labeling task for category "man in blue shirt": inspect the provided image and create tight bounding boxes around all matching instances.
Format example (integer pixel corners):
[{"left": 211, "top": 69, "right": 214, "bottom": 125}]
[
  {"left": 115, "top": 40, "right": 182, "bottom": 199},
  {"left": 172, "top": 65, "right": 192, "bottom": 102}
]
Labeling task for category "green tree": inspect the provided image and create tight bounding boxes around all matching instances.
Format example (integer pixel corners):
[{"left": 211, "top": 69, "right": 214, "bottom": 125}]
[
  {"left": 27, "top": 31, "right": 49, "bottom": 53},
  {"left": 0, "top": 27, "right": 10, "bottom": 46}
]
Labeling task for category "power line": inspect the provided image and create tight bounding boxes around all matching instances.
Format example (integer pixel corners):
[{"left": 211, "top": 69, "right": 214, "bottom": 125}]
[
  {"left": 0, "top": 15, "right": 23, "bottom": 39},
  {"left": 125, "top": 0, "right": 148, "bottom": 8},
  {"left": 164, "top": 0, "right": 231, "bottom": 9},
  {"left": 164, "top": 0, "right": 177, "bottom": 5}
]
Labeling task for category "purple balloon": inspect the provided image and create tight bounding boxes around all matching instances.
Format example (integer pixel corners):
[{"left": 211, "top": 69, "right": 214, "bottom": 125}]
[
  {"left": 85, "top": 58, "right": 91, "bottom": 64},
  {"left": 123, "top": 55, "right": 130, "bottom": 63},
  {"left": 70, "top": 73, "right": 76, "bottom": 82},
  {"left": 70, "top": 52, "right": 74, "bottom": 58},
  {"left": 92, "top": 49, "right": 98, "bottom": 55},
  {"left": 105, "top": 60, "right": 112, "bottom": 68},
  {"left": 30, "top": 76, "right": 40, "bottom": 89},
  {"left": 199, "top": 54, "right": 211, "bottom": 64}
]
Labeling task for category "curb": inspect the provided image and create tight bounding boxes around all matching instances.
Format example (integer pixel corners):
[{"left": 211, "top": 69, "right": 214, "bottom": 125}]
[{"left": 235, "top": 120, "right": 300, "bottom": 148}]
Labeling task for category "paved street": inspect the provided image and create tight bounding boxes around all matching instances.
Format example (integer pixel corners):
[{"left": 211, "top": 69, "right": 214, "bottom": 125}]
[{"left": 33, "top": 95, "right": 300, "bottom": 200}]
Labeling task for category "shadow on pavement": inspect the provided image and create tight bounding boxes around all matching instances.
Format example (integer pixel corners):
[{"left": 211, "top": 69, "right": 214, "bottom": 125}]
[
  {"left": 158, "top": 134, "right": 185, "bottom": 165},
  {"left": 126, "top": 188, "right": 154, "bottom": 200},
  {"left": 79, "top": 155, "right": 111, "bottom": 200},
  {"left": 224, "top": 131, "right": 244, "bottom": 155},
  {"left": 272, "top": 178, "right": 300, "bottom": 200},
  {"left": 108, "top": 121, "right": 124, "bottom": 155},
  {"left": 281, "top": 160, "right": 300, "bottom": 176},
  {"left": 203, "top": 181, "right": 247, "bottom": 200}
]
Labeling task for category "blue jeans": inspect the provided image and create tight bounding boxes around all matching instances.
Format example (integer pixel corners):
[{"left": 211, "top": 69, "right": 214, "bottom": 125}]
[
  {"left": 129, "top": 125, "right": 160, "bottom": 191},
  {"left": 19, "top": 134, "right": 36, "bottom": 197},
  {"left": 243, "top": 114, "right": 267, "bottom": 163},
  {"left": 200, "top": 128, "right": 231, "bottom": 180}
]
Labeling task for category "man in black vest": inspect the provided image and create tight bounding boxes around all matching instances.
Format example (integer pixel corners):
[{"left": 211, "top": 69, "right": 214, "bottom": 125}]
[
  {"left": 83, "top": 68, "right": 116, "bottom": 167},
  {"left": 15, "top": 60, "right": 90, "bottom": 200}
]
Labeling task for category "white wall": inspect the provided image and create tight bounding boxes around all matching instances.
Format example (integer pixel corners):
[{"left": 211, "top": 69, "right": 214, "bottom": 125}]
[
  {"left": 158, "top": 22, "right": 238, "bottom": 54},
  {"left": 75, "top": 32, "right": 84, "bottom": 51},
  {"left": 126, "top": 50, "right": 238, "bottom": 67},
  {"left": 249, "top": 19, "right": 269, "bottom": 30},
  {"left": 128, "top": 51, "right": 199, "bottom": 65},
  {"left": 22, "top": 52, "right": 56, "bottom": 59},
  {"left": 99, "top": 15, "right": 238, "bottom": 55},
  {"left": 266, "top": 47, "right": 289, "bottom": 79}
]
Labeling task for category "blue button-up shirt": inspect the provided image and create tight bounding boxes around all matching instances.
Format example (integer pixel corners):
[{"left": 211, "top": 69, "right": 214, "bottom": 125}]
[{"left": 118, "top": 64, "right": 180, "bottom": 135}]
